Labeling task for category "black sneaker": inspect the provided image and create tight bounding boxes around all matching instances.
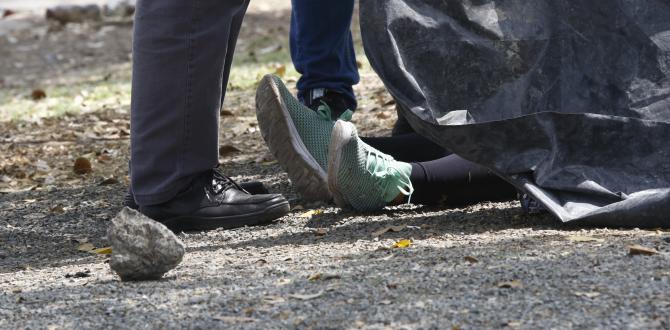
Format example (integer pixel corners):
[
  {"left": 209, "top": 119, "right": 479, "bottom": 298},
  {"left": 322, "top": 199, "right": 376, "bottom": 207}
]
[
  {"left": 305, "top": 88, "right": 355, "bottom": 120},
  {"left": 138, "top": 167, "right": 290, "bottom": 231},
  {"left": 123, "top": 181, "right": 270, "bottom": 210}
]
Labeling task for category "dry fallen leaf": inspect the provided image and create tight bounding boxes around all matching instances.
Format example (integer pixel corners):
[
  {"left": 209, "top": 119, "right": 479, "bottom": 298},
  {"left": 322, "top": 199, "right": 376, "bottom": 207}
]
[
  {"left": 242, "top": 307, "right": 254, "bottom": 317},
  {"left": 306, "top": 273, "right": 342, "bottom": 284},
  {"left": 464, "top": 256, "right": 479, "bottom": 263},
  {"left": 274, "top": 64, "right": 287, "bottom": 78},
  {"left": 50, "top": 205, "right": 65, "bottom": 214},
  {"left": 2, "top": 9, "right": 16, "bottom": 18},
  {"left": 221, "top": 110, "right": 234, "bottom": 117},
  {"left": 73, "top": 157, "right": 92, "bottom": 174},
  {"left": 323, "top": 274, "right": 342, "bottom": 280},
  {"left": 99, "top": 177, "right": 119, "bottom": 186},
  {"left": 289, "top": 291, "right": 324, "bottom": 300},
  {"left": 566, "top": 235, "right": 604, "bottom": 243},
  {"left": 497, "top": 280, "right": 523, "bottom": 289},
  {"left": 628, "top": 244, "right": 657, "bottom": 256},
  {"left": 77, "top": 243, "right": 95, "bottom": 252},
  {"left": 298, "top": 209, "right": 323, "bottom": 218},
  {"left": 97, "top": 154, "right": 112, "bottom": 163},
  {"left": 383, "top": 99, "right": 396, "bottom": 107},
  {"left": 31, "top": 89, "right": 46, "bottom": 100},
  {"left": 375, "top": 111, "right": 391, "bottom": 120},
  {"left": 392, "top": 239, "right": 412, "bottom": 249},
  {"left": 92, "top": 247, "right": 112, "bottom": 255},
  {"left": 219, "top": 145, "right": 241, "bottom": 157},
  {"left": 372, "top": 225, "right": 406, "bottom": 238}
]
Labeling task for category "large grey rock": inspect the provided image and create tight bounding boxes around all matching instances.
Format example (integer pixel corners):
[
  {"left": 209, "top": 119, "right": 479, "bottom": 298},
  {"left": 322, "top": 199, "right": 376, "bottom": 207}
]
[{"left": 108, "top": 207, "right": 185, "bottom": 281}]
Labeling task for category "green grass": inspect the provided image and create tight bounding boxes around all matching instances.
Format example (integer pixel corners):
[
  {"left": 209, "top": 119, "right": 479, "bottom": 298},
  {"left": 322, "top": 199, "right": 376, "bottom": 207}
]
[
  {"left": 0, "top": 70, "right": 132, "bottom": 122},
  {"left": 0, "top": 31, "right": 372, "bottom": 123}
]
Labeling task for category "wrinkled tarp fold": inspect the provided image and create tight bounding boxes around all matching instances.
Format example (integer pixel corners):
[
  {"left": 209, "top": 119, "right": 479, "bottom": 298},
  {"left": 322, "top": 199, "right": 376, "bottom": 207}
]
[{"left": 360, "top": 0, "right": 670, "bottom": 227}]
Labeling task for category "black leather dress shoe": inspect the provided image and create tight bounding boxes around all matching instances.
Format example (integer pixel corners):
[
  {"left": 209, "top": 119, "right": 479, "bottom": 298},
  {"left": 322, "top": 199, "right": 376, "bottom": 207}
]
[
  {"left": 123, "top": 181, "right": 270, "bottom": 210},
  {"left": 139, "top": 167, "right": 290, "bottom": 231}
]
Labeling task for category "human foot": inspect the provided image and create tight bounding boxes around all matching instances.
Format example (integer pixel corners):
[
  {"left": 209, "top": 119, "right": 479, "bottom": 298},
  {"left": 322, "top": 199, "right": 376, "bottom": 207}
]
[
  {"left": 255, "top": 74, "right": 351, "bottom": 202},
  {"left": 327, "top": 120, "right": 413, "bottom": 211},
  {"left": 139, "top": 166, "right": 289, "bottom": 232},
  {"left": 123, "top": 181, "right": 271, "bottom": 210}
]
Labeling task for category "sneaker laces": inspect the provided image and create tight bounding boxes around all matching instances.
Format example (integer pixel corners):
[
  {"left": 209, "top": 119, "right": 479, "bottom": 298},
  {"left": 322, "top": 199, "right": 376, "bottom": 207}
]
[
  {"left": 316, "top": 101, "right": 353, "bottom": 122},
  {"left": 364, "top": 147, "right": 414, "bottom": 204}
]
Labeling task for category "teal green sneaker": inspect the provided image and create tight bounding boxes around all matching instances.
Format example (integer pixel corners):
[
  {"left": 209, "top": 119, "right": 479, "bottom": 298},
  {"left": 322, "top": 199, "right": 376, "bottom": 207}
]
[
  {"left": 327, "top": 120, "right": 414, "bottom": 211},
  {"left": 255, "top": 74, "right": 351, "bottom": 202}
]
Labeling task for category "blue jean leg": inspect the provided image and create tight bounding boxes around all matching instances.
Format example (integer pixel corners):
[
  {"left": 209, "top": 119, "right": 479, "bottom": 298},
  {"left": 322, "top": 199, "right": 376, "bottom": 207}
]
[{"left": 290, "top": 0, "right": 359, "bottom": 110}]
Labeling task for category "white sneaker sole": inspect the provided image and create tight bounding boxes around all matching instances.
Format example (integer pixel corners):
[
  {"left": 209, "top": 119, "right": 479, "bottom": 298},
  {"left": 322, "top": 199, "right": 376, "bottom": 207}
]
[
  {"left": 327, "top": 120, "right": 355, "bottom": 209},
  {"left": 255, "top": 75, "right": 332, "bottom": 202}
]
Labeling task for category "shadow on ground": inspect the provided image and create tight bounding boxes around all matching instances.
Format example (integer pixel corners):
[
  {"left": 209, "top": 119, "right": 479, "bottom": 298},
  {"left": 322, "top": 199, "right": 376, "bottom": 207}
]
[{"left": 1, "top": 178, "right": 568, "bottom": 275}]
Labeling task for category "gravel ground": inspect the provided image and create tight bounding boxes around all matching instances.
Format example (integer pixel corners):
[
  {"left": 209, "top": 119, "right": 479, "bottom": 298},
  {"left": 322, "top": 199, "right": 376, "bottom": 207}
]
[
  {"left": 2, "top": 168, "right": 670, "bottom": 329},
  {"left": 2, "top": 1, "right": 670, "bottom": 329}
]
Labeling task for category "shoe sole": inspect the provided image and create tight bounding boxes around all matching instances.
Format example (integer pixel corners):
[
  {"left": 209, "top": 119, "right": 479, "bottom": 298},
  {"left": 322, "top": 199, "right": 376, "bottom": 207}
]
[
  {"left": 161, "top": 199, "right": 290, "bottom": 232},
  {"left": 327, "top": 120, "right": 354, "bottom": 209},
  {"left": 255, "top": 75, "right": 332, "bottom": 202}
]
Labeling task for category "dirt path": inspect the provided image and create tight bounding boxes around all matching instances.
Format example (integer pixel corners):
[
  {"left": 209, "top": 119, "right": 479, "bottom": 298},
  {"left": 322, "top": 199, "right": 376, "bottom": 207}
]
[{"left": 1, "top": 3, "right": 669, "bottom": 329}]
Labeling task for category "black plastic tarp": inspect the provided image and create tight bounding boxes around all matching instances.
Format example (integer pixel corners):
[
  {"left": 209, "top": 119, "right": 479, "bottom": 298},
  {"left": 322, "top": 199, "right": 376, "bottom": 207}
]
[{"left": 359, "top": 0, "right": 670, "bottom": 227}]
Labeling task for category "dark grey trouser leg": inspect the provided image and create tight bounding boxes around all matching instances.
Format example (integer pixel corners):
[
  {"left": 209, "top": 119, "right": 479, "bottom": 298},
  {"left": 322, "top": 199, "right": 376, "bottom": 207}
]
[
  {"left": 220, "top": 4, "right": 247, "bottom": 107},
  {"left": 131, "top": 0, "right": 250, "bottom": 206}
]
